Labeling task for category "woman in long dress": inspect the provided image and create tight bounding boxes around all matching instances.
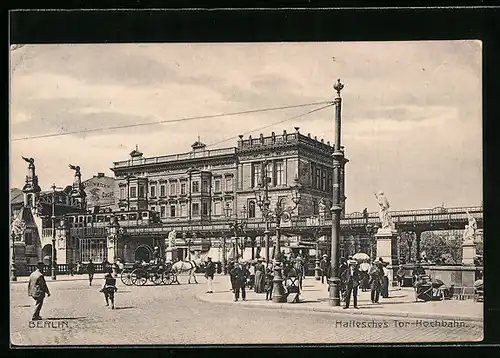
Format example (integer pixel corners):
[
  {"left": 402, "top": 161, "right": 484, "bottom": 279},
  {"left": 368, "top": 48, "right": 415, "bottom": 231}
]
[{"left": 254, "top": 259, "right": 266, "bottom": 293}]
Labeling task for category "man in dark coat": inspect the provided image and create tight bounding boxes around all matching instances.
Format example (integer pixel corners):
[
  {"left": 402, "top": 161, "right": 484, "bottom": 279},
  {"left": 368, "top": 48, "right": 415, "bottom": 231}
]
[
  {"left": 341, "top": 260, "right": 361, "bottom": 309},
  {"left": 28, "top": 262, "right": 51, "bottom": 320},
  {"left": 230, "top": 262, "right": 250, "bottom": 301},
  {"left": 319, "top": 255, "right": 329, "bottom": 284},
  {"left": 338, "top": 258, "right": 348, "bottom": 301},
  {"left": 87, "top": 259, "right": 95, "bottom": 286},
  {"left": 204, "top": 257, "right": 215, "bottom": 293},
  {"left": 369, "top": 261, "right": 383, "bottom": 303}
]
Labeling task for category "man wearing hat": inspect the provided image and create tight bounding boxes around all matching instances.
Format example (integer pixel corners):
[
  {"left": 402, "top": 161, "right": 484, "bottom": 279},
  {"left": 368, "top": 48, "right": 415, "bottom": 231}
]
[
  {"left": 28, "top": 262, "right": 51, "bottom": 320},
  {"left": 205, "top": 257, "right": 215, "bottom": 293},
  {"left": 341, "top": 260, "right": 360, "bottom": 309}
]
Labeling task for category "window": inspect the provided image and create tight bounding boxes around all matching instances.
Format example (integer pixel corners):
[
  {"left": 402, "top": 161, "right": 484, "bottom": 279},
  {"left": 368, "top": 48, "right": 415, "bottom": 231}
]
[
  {"left": 160, "top": 184, "right": 166, "bottom": 197},
  {"left": 248, "top": 201, "right": 256, "bottom": 218},
  {"left": 24, "top": 232, "right": 33, "bottom": 245},
  {"left": 275, "top": 161, "right": 284, "bottom": 186},
  {"left": 170, "top": 205, "right": 176, "bottom": 217},
  {"left": 327, "top": 172, "right": 332, "bottom": 193},
  {"left": 180, "top": 204, "right": 187, "bottom": 217},
  {"left": 151, "top": 206, "right": 156, "bottom": 212},
  {"left": 316, "top": 168, "right": 321, "bottom": 189},
  {"left": 214, "top": 201, "right": 221, "bottom": 215},
  {"left": 180, "top": 183, "right": 186, "bottom": 195},
  {"left": 192, "top": 181, "right": 200, "bottom": 193},
  {"left": 214, "top": 179, "right": 221, "bottom": 192},
  {"left": 202, "top": 180, "right": 209, "bottom": 193},
  {"left": 120, "top": 188, "right": 125, "bottom": 199},
  {"left": 202, "top": 202, "right": 209, "bottom": 215},
  {"left": 321, "top": 170, "right": 326, "bottom": 192},
  {"left": 138, "top": 185, "right": 145, "bottom": 198},
  {"left": 225, "top": 177, "right": 233, "bottom": 192},
  {"left": 192, "top": 203, "right": 200, "bottom": 215},
  {"left": 160, "top": 206, "right": 166, "bottom": 218},
  {"left": 252, "top": 163, "right": 261, "bottom": 188},
  {"left": 130, "top": 187, "right": 137, "bottom": 198},
  {"left": 313, "top": 199, "right": 318, "bottom": 215},
  {"left": 150, "top": 185, "right": 156, "bottom": 197},
  {"left": 266, "top": 162, "right": 273, "bottom": 185},
  {"left": 170, "top": 183, "right": 176, "bottom": 195}
]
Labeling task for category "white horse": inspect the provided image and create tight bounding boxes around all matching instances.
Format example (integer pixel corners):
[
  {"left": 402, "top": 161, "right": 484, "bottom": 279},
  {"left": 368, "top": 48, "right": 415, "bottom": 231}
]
[{"left": 171, "top": 256, "right": 203, "bottom": 284}]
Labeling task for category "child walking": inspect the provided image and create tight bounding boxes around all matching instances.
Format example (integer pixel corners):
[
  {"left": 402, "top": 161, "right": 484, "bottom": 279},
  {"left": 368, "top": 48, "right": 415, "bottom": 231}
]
[
  {"left": 264, "top": 270, "right": 274, "bottom": 301},
  {"left": 100, "top": 272, "right": 118, "bottom": 309}
]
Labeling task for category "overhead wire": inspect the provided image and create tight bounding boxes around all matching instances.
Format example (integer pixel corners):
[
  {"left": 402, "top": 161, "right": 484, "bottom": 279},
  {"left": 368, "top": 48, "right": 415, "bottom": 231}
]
[
  {"left": 206, "top": 102, "right": 334, "bottom": 148},
  {"left": 11, "top": 101, "right": 332, "bottom": 142}
]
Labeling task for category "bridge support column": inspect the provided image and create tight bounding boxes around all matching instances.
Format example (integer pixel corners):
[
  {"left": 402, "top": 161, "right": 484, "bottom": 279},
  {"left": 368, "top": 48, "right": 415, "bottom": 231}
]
[{"left": 415, "top": 230, "right": 422, "bottom": 263}]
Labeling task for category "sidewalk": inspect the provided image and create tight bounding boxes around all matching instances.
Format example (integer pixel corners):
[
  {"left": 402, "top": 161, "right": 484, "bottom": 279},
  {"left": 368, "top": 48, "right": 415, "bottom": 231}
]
[{"left": 196, "top": 276, "right": 483, "bottom": 323}]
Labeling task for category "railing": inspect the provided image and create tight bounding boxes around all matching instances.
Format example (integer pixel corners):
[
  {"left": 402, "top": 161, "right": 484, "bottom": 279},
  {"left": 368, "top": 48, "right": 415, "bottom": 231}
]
[
  {"left": 113, "top": 148, "right": 237, "bottom": 168},
  {"left": 69, "top": 227, "right": 108, "bottom": 237},
  {"left": 121, "top": 206, "right": 482, "bottom": 236},
  {"left": 18, "top": 263, "right": 107, "bottom": 277}
]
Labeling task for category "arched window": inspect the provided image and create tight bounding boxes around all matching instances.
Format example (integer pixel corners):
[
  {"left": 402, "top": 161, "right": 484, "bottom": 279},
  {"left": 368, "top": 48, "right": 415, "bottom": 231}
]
[{"left": 248, "top": 201, "right": 256, "bottom": 218}]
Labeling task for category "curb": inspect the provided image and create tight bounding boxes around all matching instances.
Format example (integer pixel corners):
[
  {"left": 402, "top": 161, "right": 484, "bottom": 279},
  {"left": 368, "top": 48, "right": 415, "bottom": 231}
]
[{"left": 195, "top": 294, "right": 483, "bottom": 324}]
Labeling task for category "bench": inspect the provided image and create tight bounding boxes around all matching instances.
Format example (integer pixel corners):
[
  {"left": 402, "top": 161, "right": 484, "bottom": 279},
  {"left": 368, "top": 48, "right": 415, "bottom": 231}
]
[{"left": 285, "top": 276, "right": 301, "bottom": 303}]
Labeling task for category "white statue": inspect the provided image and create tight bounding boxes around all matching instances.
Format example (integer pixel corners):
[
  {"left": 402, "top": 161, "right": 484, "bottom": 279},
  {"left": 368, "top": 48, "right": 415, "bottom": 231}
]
[
  {"left": 318, "top": 198, "right": 327, "bottom": 216},
  {"left": 374, "top": 191, "right": 395, "bottom": 230},
  {"left": 463, "top": 210, "right": 477, "bottom": 243},
  {"left": 167, "top": 230, "right": 177, "bottom": 248}
]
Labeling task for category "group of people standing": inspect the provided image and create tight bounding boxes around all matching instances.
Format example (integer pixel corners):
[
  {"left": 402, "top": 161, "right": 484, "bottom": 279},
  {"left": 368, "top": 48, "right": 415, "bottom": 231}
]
[{"left": 224, "top": 258, "right": 275, "bottom": 301}]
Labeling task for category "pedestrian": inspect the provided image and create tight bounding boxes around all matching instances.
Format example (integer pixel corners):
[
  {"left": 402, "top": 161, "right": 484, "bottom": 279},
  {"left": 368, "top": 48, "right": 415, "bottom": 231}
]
[
  {"left": 247, "top": 262, "right": 255, "bottom": 290},
  {"left": 341, "top": 260, "right": 360, "bottom": 309},
  {"left": 369, "top": 261, "right": 382, "bottom": 303},
  {"left": 230, "top": 262, "right": 250, "bottom": 302},
  {"left": 254, "top": 259, "right": 265, "bottom": 293},
  {"left": 28, "top": 262, "right": 51, "bottom": 320},
  {"left": 100, "top": 272, "right": 118, "bottom": 309},
  {"left": 359, "top": 260, "right": 371, "bottom": 292},
  {"left": 396, "top": 264, "right": 405, "bottom": 289},
  {"left": 338, "top": 258, "right": 348, "bottom": 301},
  {"left": 76, "top": 260, "right": 81, "bottom": 275},
  {"left": 319, "top": 255, "right": 329, "bottom": 284},
  {"left": 205, "top": 257, "right": 215, "bottom": 293},
  {"left": 87, "top": 259, "right": 95, "bottom": 286},
  {"left": 382, "top": 262, "right": 390, "bottom": 298},
  {"left": 68, "top": 260, "right": 74, "bottom": 276},
  {"left": 227, "top": 260, "right": 236, "bottom": 292},
  {"left": 264, "top": 269, "right": 274, "bottom": 301}
]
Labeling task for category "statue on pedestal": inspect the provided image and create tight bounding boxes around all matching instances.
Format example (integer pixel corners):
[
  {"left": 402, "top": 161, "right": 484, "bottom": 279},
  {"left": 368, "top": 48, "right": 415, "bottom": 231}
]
[
  {"left": 22, "top": 156, "right": 36, "bottom": 177},
  {"left": 462, "top": 210, "right": 477, "bottom": 244},
  {"left": 167, "top": 230, "right": 177, "bottom": 248},
  {"left": 374, "top": 191, "right": 395, "bottom": 231}
]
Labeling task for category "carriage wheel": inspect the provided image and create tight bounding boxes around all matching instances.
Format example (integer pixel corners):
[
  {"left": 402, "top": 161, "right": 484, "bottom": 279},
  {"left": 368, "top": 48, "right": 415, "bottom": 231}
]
[
  {"left": 151, "top": 272, "right": 164, "bottom": 285},
  {"left": 131, "top": 268, "right": 147, "bottom": 286},
  {"left": 162, "top": 272, "right": 175, "bottom": 285},
  {"left": 120, "top": 270, "right": 133, "bottom": 286}
]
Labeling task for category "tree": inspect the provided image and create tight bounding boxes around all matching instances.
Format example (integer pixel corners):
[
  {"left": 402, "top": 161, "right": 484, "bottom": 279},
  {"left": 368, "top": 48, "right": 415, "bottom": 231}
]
[
  {"left": 420, "top": 231, "right": 462, "bottom": 264},
  {"left": 399, "top": 232, "right": 417, "bottom": 263}
]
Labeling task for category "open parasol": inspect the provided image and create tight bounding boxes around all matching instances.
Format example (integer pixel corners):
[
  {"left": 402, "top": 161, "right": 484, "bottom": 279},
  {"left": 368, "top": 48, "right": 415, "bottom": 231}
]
[{"left": 352, "top": 252, "right": 370, "bottom": 261}]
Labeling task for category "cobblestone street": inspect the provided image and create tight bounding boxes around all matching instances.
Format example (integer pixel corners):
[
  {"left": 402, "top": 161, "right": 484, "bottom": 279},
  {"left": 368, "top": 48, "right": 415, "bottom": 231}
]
[{"left": 11, "top": 274, "right": 482, "bottom": 346}]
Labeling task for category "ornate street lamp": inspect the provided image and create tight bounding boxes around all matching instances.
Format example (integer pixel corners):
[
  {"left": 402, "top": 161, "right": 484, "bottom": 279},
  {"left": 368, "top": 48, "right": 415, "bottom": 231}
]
[
  {"left": 328, "top": 78, "right": 346, "bottom": 307},
  {"left": 10, "top": 217, "right": 26, "bottom": 281},
  {"left": 225, "top": 203, "right": 247, "bottom": 260},
  {"left": 51, "top": 183, "right": 63, "bottom": 280},
  {"left": 312, "top": 224, "right": 323, "bottom": 281},
  {"left": 254, "top": 170, "right": 302, "bottom": 303}
]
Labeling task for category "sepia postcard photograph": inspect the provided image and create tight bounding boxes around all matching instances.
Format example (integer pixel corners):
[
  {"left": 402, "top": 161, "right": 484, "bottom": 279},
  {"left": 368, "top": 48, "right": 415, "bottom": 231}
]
[{"left": 9, "top": 40, "right": 483, "bottom": 346}]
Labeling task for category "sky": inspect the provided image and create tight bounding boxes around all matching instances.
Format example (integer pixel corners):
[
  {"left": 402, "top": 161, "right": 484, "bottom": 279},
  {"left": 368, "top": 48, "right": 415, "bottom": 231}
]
[{"left": 9, "top": 41, "right": 482, "bottom": 212}]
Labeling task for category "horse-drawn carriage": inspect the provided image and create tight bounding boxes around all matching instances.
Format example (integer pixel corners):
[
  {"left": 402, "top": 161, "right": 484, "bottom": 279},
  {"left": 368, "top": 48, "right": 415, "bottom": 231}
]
[{"left": 120, "top": 261, "right": 178, "bottom": 286}]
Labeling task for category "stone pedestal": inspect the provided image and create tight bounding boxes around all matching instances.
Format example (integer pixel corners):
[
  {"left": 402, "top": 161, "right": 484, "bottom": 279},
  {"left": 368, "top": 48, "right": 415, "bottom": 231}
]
[
  {"left": 107, "top": 236, "right": 116, "bottom": 263},
  {"left": 375, "top": 228, "right": 398, "bottom": 263},
  {"left": 462, "top": 241, "right": 476, "bottom": 266},
  {"left": 376, "top": 229, "right": 399, "bottom": 288}
]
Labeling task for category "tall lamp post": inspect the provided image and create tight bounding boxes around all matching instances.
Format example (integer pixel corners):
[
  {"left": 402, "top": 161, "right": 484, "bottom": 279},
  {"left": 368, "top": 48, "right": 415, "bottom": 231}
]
[
  {"left": 254, "top": 174, "right": 302, "bottom": 303},
  {"left": 224, "top": 203, "right": 247, "bottom": 261},
  {"left": 312, "top": 224, "right": 324, "bottom": 281},
  {"left": 51, "top": 183, "right": 63, "bottom": 280},
  {"left": 328, "top": 78, "right": 346, "bottom": 307}
]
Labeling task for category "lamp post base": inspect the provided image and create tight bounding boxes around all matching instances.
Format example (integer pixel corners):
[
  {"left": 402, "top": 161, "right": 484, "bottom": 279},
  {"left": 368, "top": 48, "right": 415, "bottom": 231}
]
[
  {"left": 272, "top": 261, "right": 287, "bottom": 303},
  {"left": 51, "top": 267, "right": 57, "bottom": 280},
  {"left": 314, "top": 259, "right": 321, "bottom": 280},
  {"left": 328, "top": 277, "right": 341, "bottom": 307},
  {"left": 11, "top": 266, "right": 17, "bottom": 281}
]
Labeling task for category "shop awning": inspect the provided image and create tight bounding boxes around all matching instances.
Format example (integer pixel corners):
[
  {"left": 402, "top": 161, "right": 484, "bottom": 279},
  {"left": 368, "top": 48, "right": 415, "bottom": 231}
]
[{"left": 242, "top": 248, "right": 253, "bottom": 261}]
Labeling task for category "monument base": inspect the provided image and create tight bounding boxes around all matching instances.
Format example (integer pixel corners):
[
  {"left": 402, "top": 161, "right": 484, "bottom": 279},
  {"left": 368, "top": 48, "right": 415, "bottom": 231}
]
[
  {"left": 462, "top": 241, "right": 476, "bottom": 266},
  {"left": 166, "top": 248, "right": 178, "bottom": 262},
  {"left": 375, "top": 228, "right": 398, "bottom": 264}
]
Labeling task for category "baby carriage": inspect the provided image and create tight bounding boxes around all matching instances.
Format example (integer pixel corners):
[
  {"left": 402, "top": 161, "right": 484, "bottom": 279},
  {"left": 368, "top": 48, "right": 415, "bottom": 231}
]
[{"left": 414, "top": 276, "right": 444, "bottom": 301}]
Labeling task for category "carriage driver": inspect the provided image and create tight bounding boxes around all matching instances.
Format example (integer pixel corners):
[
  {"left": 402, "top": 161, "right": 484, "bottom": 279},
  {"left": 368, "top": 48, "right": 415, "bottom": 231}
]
[{"left": 152, "top": 247, "right": 163, "bottom": 265}]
